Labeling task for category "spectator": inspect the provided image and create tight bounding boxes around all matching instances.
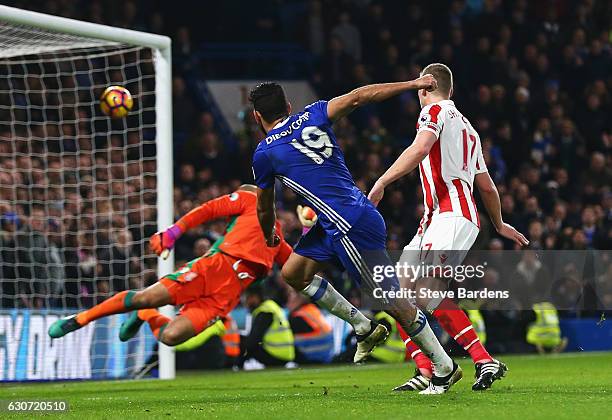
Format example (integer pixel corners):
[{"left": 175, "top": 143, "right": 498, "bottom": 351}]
[
  {"left": 583, "top": 152, "right": 612, "bottom": 192},
  {"left": 19, "top": 206, "right": 65, "bottom": 308},
  {"left": 0, "top": 211, "right": 26, "bottom": 308},
  {"left": 297, "top": 0, "right": 325, "bottom": 57},
  {"left": 172, "top": 77, "right": 197, "bottom": 139},
  {"left": 287, "top": 289, "right": 334, "bottom": 364},
  {"left": 317, "top": 36, "right": 354, "bottom": 97},
  {"left": 99, "top": 228, "right": 138, "bottom": 293},
  {"left": 193, "top": 238, "right": 212, "bottom": 258},
  {"left": 580, "top": 206, "right": 602, "bottom": 248},
  {"left": 241, "top": 286, "right": 295, "bottom": 368},
  {"left": 331, "top": 12, "right": 361, "bottom": 62}
]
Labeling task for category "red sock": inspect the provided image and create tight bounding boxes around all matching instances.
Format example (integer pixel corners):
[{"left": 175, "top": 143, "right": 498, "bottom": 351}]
[
  {"left": 76, "top": 290, "right": 136, "bottom": 326},
  {"left": 397, "top": 323, "right": 433, "bottom": 377},
  {"left": 433, "top": 298, "right": 492, "bottom": 364},
  {"left": 138, "top": 309, "right": 170, "bottom": 340}
]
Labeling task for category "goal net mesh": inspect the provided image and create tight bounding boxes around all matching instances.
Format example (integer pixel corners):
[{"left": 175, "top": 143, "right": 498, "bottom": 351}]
[{"left": 0, "top": 20, "right": 160, "bottom": 381}]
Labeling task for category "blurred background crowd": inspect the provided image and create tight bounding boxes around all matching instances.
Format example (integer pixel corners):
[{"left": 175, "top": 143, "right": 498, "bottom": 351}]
[
  {"left": 0, "top": 44, "right": 159, "bottom": 308},
  {"left": 0, "top": 0, "right": 610, "bottom": 355}
]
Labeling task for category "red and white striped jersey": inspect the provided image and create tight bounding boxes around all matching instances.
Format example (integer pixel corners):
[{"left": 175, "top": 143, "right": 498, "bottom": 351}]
[{"left": 416, "top": 99, "right": 487, "bottom": 234}]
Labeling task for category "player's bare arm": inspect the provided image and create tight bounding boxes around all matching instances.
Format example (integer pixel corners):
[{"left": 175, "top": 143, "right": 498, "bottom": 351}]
[
  {"left": 256, "top": 186, "right": 279, "bottom": 247},
  {"left": 474, "top": 172, "right": 529, "bottom": 246},
  {"left": 368, "top": 131, "right": 438, "bottom": 206},
  {"left": 327, "top": 75, "right": 437, "bottom": 122}
]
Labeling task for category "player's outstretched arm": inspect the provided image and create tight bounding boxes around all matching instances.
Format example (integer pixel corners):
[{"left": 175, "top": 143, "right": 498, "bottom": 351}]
[
  {"left": 149, "top": 189, "right": 250, "bottom": 257},
  {"left": 257, "top": 186, "right": 280, "bottom": 247},
  {"left": 327, "top": 75, "right": 437, "bottom": 121},
  {"left": 368, "top": 131, "right": 437, "bottom": 206},
  {"left": 474, "top": 172, "right": 529, "bottom": 247}
]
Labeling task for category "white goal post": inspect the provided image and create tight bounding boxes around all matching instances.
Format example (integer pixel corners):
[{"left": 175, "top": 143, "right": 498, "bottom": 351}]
[{"left": 0, "top": 5, "right": 175, "bottom": 380}]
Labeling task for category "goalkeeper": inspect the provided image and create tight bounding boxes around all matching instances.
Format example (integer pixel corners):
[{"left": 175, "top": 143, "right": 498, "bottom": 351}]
[{"left": 49, "top": 185, "right": 292, "bottom": 346}]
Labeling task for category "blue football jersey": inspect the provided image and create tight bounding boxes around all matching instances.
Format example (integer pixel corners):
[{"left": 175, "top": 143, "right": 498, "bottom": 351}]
[{"left": 252, "top": 100, "right": 370, "bottom": 238}]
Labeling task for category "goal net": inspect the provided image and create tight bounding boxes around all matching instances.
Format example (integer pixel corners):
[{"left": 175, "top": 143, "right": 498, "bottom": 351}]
[{"left": 0, "top": 7, "right": 174, "bottom": 381}]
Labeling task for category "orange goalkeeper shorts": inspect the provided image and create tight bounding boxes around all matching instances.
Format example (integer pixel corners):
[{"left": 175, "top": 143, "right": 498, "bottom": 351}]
[{"left": 159, "top": 252, "right": 259, "bottom": 333}]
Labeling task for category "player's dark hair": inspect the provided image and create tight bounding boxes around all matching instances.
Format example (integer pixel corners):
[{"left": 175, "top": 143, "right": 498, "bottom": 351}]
[
  {"left": 421, "top": 63, "right": 453, "bottom": 98},
  {"left": 248, "top": 82, "right": 289, "bottom": 123}
]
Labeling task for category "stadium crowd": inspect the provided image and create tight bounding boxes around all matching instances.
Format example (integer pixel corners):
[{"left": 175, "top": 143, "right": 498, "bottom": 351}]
[
  {"left": 168, "top": 0, "right": 612, "bottom": 316},
  {"left": 0, "top": 0, "right": 610, "bottom": 354}
]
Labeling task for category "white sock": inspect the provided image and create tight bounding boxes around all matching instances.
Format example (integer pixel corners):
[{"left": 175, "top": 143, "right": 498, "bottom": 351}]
[
  {"left": 406, "top": 309, "right": 453, "bottom": 377},
  {"left": 301, "top": 275, "right": 371, "bottom": 335}
]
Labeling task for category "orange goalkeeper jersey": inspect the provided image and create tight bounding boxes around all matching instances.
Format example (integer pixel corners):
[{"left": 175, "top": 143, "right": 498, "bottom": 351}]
[{"left": 176, "top": 190, "right": 292, "bottom": 275}]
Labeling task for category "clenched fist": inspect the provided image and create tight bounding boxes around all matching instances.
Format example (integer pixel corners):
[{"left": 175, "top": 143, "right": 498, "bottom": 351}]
[{"left": 413, "top": 74, "right": 437, "bottom": 92}]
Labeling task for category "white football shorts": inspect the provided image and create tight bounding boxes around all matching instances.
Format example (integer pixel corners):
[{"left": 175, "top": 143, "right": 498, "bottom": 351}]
[{"left": 400, "top": 215, "right": 479, "bottom": 271}]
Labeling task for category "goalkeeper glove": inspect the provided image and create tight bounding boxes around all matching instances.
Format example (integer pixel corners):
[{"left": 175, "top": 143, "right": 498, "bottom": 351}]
[{"left": 150, "top": 223, "right": 184, "bottom": 256}]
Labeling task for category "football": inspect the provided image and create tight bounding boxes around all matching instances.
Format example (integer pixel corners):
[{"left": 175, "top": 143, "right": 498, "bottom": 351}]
[{"left": 100, "top": 85, "right": 133, "bottom": 118}]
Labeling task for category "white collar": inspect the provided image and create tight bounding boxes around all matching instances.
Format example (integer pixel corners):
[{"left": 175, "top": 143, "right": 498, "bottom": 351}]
[{"left": 273, "top": 116, "right": 291, "bottom": 130}]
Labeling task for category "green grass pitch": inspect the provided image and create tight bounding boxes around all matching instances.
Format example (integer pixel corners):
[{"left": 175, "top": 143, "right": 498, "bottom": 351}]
[{"left": 2, "top": 353, "right": 610, "bottom": 419}]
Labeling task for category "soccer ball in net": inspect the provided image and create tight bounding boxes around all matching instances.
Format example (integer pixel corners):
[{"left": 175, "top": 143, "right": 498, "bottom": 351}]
[{"left": 100, "top": 85, "right": 134, "bottom": 118}]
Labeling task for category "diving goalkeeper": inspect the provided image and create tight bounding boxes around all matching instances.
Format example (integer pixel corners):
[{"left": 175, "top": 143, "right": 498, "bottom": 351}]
[{"left": 49, "top": 185, "right": 292, "bottom": 346}]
